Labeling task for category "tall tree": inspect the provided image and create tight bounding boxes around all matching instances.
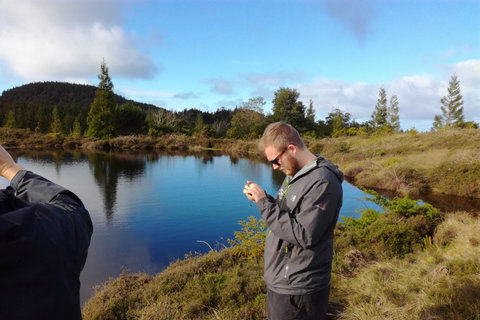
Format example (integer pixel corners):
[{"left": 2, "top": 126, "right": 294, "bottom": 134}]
[
  {"left": 371, "top": 86, "right": 388, "bottom": 130},
  {"left": 50, "top": 106, "right": 63, "bottom": 135},
  {"left": 193, "top": 113, "right": 205, "bottom": 136},
  {"left": 325, "top": 108, "right": 352, "bottom": 137},
  {"left": 271, "top": 87, "right": 306, "bottom": 131},
  {"left": 71, "top": 119, "right": 83, "bottom": 138},
  {"left": 432, "top": 73, "right": 465, "bottom": 131},
  {"left": 388, "top": 93, "right": 400, "bottom": 131},
  {"left": 116, "top": 103, "right": 146, "bottom": 136},
  {"left": 227, "top": 97, "right": 267, "bottom": 139},
  {"left": 5, "top": 110, "right": 16, "bottom": 128},
  {"left": 86, "top": 60, "right": 118, "bottom": 138},
  {"left": 304, "top": 98, "right": 317, "bottom": 134}
]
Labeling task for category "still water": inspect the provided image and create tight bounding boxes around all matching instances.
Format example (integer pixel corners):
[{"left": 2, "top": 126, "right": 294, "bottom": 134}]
[{"left": 6, "top": 149, "right": 473, "bottom": 306}]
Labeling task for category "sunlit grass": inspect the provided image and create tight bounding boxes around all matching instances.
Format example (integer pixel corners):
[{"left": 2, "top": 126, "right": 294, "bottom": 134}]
[
  {"left": 317, "top": 129, "right": 480, "bottom": 197},
  {"left": 332, "top": 212, "right": 480, "bottom": 320}
]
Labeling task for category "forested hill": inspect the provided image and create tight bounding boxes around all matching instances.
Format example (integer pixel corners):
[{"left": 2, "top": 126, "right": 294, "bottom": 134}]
[{"left": 0, "top": 81, "right": 160, "bottom": 132}]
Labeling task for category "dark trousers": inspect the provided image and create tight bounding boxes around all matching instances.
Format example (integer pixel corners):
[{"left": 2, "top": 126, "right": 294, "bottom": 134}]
[{"left": 267, "top": 285, "right": 330, "bottom": 320}]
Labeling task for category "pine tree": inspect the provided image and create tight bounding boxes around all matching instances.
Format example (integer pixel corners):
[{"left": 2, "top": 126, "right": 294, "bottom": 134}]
[
  {"left": 5, "top": 110, "right": 16, "bottom": 128},
  {"left": 388, "top": 93, "right": 400, "bottom": 131},
  {"left": 371, "top": 87, "right": 388, "bottom": 130},
  {"left": 86, "top": 60, "right": 118, "bottom": 138},
  {"left": 50, "top": 106, "right": 63, "bottom": 135},
  {"left": 71, "top": 119, "right": 82, "bottom": 138},
  {"left": 304, "top": 98, "right": 317, "bottom": 134},
  {"left": 432, "top": 73, "right": 465, "bottom": 131},
  {"left": 193, "top": 113, "right": 205, "bottom": 137}
]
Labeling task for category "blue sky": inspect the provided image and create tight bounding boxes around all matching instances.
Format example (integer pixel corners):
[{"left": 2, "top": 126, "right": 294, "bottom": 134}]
[{"left": 0, "top": 0, "right": 478, "bottom": 131}]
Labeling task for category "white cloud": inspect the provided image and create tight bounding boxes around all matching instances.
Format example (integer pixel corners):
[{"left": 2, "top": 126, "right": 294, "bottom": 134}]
[
  {"left": 173, "top": 91, "right": 199, "bottom": 99},
  {"left": 0, "top": 0, "right": 158, "bottom": 83},
  {"left": 202, "top": 77, "right": 234, "bottom": 95},
  {"left": 296, "top": 60, "right": 480, "bottom": 131}
]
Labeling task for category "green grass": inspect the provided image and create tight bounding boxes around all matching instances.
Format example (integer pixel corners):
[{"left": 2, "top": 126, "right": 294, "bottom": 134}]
[
  {"left": 82, "top": 249, "right": 267, "bottom": 320},
  {"left": 83, "top": 192, "right": 480, "bottom": 320}
]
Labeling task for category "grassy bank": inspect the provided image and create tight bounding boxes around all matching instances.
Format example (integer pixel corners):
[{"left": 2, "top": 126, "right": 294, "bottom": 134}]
[
  {"left": 2, "top": 127, "right": 478, "bottom": 199},
  {"left": 0, "top": 128, "right": 259, "bottom": 155},
  {"left": 82, "top": 194, "right": 480, "bottom": 320},
  {"left": 304, "top": 128, "right": 480, "bottom": 198},
  {"left": 333, "top": 212, "right": 480, "bottom": 319},
  {"left": 82, "top": 249, "right": 267, "bottom": 320}
]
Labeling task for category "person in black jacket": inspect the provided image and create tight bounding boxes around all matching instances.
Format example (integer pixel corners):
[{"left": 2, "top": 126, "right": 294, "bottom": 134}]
[
  {"left": 0, "top": 145, "right": 93, "bottom": 320},
  {"left": 244, "top": 122, "right": 343, "bottom": 320}
]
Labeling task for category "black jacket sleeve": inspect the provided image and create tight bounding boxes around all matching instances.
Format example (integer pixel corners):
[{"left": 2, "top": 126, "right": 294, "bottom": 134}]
[{"left": 0, "top": 170, "right": 93, "bottom": 320}]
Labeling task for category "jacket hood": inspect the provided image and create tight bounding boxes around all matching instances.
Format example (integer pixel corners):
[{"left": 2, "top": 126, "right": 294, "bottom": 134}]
[{"left": 288, "top": 155, "right": 344, "bottom": 184}]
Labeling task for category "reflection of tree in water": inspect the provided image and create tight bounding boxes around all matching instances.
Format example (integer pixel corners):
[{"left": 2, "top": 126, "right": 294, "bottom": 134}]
[
  {"left": 201, "top": 151, "right": 215, "bottom": 164},
  {"left": 228, "top": 153, "right": 285, "bottom": 190},
  {"left": 87, "top": 152, "right": 148, "bottom": 223}
]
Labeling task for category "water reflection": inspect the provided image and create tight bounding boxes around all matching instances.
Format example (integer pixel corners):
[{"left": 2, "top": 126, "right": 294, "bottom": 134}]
[{"left": 87, "top": 152, "right": 147, "bottom": 223}]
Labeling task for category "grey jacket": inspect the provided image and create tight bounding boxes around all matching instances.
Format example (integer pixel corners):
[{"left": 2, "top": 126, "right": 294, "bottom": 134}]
[{"left": 256, "top": 155, "right": 343, "bottom": 295}]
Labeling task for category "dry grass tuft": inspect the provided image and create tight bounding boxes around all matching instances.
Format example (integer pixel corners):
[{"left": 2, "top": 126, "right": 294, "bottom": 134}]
[{"left": 331, "top": 212, "right": 480, "bottom": 320}]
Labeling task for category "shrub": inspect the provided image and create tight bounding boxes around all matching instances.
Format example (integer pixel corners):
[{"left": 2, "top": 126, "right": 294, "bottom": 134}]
[
  {"left": 335, "top": 190, "right": 443, "bottom": 260},
  {"left": 227, "top": 216, "right": 266, "bottom": 262},
  {"left": 347, "top": 127, "right": 358, "bottom": 136}
]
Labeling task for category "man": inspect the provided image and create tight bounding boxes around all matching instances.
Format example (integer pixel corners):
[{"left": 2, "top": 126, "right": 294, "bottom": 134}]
[
  {"left": 0, "top": 145, "right": 93, "bottom": 320},
  {"left": 243, "top": 122, "right": 343, "bottom": 320}
]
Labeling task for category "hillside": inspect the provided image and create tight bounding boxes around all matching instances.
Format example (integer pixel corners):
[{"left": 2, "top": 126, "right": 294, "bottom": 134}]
[{"left": 0, "top": 81, "right": 161, "bottom": 132}]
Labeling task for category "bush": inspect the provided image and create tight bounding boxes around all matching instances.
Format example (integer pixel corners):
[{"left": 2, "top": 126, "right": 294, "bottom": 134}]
[
  {"left": 227, "top": 216, "right": 266, "bottom": 262},
  {"left": 335, "top": 190, "right": 443, "bottom": 260}
]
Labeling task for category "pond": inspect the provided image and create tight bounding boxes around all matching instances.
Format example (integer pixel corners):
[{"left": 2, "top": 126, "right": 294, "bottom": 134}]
[{"left": 3, "top": 149, "right": 477, "bottom": 306}]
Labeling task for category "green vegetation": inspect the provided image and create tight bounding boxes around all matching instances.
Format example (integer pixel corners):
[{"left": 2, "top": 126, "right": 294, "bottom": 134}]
[
  {"left": 1, "top": 69, "right": 477, "bottom": 140},
  {"left": 1, "top": 64, "right": 479, "bottom": 319},
  {"left": 82, "top": 190, "right": 480, "bottom": 320},
  {"left": 371, "top": 86, "right": 389, "bottom": 130},
  {"left": 227, "top": 216, "right": 266, "bottom": 262},
  {"left": 86, "top": 60, "right": 118, "bottom": 139},
  {"left": 335, "top": 190, "right": 442, "bottom": 260},
  {"left": 333, "top": 212, "right": 480, "bottom": 320},
  {"left": 82, "top": 235, "right": 267, "bottom": 320},
  {"left": 432, "top": 73, "right": 466, "bottom": 131},
  {"left": 310, "top": 128, "right": 480, "bottom": 198}
]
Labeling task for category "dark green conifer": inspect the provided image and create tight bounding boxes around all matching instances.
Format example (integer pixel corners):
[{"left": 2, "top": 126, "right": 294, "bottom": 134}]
[{"left": 86, "top": 60, "right": 118, "bottom": 139}]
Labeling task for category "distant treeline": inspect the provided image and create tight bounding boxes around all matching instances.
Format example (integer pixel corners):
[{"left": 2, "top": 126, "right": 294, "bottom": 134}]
[
  {"left": 0, "top": 81, "right": 392, "bottom": 139},
  {"left": 0, "top": 82, "right": 159, "bottom": 135},
  {"left": 0, "top": 72, "right": 476, "bottom": 140},
  {"left": 0, "top": 81, "right": 348, "bottom": 139}
]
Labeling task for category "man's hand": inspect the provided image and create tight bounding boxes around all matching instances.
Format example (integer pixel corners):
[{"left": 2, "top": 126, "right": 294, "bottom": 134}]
[
  {"left": 243, "top": 180, "right": 266, "bottom": 203},
  {"left": 0, "top": 145, "right": 25, "bottom": 181}
]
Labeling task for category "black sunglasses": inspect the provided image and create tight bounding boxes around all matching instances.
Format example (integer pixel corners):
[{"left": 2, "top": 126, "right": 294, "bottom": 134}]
[{"left": 268, "top": 147, "right": 288, "bottom": 165}]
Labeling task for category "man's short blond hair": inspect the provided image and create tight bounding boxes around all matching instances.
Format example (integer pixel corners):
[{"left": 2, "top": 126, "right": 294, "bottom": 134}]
[{"left": 258, "top": 122, "right": 305, "bottom": 155}]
